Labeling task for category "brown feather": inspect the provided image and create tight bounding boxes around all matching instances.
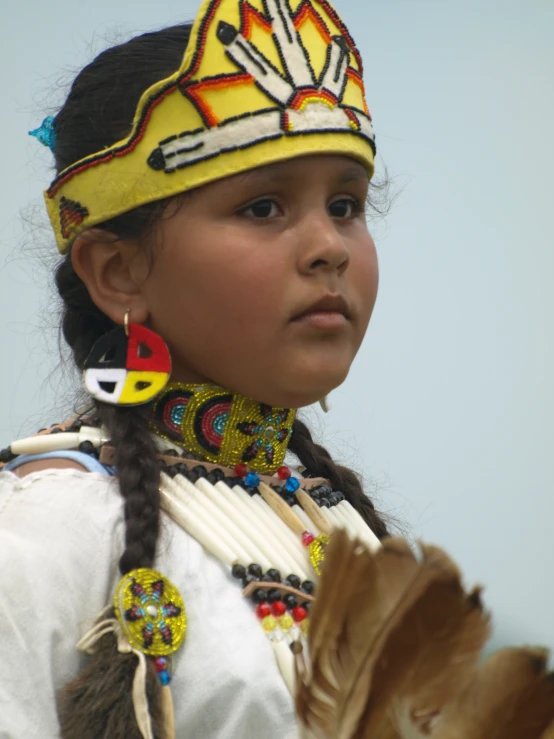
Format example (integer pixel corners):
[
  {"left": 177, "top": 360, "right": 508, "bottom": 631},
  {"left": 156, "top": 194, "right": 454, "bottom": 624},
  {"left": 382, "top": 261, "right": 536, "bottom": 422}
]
[
  {"left": 295, "top": 533, "right": 554, "bottom": 739},
  {"left": 296, "top": 533, "right": 489, "bottom": 739},
  {"left": 433, "top": 648, "right": 554, "bottom": 739},
  {"left": 296, "top": 531, "right": 374, "bottom": 729},
  {"left": 355, "top": 550, "right": 489, "bottom": 737}
]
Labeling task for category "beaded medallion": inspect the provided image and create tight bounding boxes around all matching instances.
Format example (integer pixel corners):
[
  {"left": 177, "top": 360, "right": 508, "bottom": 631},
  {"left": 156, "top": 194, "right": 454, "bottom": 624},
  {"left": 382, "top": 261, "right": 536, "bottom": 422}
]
[
  {"left": 114, "top": 568, "right": 186, "bottom": 657},
  {"left": 152, "top": 383, "right": 295, "bottom": 475}
]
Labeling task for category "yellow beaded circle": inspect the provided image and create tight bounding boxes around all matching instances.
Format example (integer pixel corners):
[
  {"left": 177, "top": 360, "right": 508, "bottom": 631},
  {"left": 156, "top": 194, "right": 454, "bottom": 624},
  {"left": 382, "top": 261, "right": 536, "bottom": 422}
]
[{"left": 114, "top": 568, "right": 186, "bottom": 657}]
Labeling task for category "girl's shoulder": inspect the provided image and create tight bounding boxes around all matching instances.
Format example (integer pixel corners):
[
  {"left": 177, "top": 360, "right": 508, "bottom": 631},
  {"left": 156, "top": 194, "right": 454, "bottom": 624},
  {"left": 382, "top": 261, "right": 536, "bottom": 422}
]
[{"left": 0, "top": 465, "right": 124, "bottom": 583}]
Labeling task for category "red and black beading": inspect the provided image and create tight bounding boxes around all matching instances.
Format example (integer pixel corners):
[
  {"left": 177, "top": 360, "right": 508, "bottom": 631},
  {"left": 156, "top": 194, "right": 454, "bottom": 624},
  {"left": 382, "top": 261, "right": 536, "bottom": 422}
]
[
  {"left": 153, "top": 387, "right": 194, "bottom": 442},
  {"left": 193, "top": 394, "right": 233, "bottom": 455},
  {"left": 59, "top": 196, "right": 89, "bottom": 239}
]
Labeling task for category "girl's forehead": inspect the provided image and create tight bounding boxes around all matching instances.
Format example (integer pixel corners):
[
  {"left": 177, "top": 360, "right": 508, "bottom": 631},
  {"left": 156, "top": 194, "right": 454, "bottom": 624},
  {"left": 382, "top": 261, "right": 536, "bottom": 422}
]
[{"left": 222, "top": 154, "right": 370, "bottom": 187}]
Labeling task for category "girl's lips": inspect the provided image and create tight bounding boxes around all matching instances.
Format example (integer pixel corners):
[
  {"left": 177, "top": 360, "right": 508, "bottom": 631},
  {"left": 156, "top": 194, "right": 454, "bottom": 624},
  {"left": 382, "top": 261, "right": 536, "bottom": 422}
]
[
  {"left": 290, "top": 293, "right": 351, "bottom": 322},
  {"left": 291, "top": 310, "right": 349, "bottom": 330}
]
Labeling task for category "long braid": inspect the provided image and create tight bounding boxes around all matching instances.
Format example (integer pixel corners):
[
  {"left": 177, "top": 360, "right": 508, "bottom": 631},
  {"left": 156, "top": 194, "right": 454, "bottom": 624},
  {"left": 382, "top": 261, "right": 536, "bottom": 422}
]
[
  {"left": 98, "top": 405, "right": 161, "bottom": 574},
  {"left": 289, "top": 417, "right": 389, "bottom": 539},
  {"left": 50, "top": 25, "right": 193, "bottom": 737}
]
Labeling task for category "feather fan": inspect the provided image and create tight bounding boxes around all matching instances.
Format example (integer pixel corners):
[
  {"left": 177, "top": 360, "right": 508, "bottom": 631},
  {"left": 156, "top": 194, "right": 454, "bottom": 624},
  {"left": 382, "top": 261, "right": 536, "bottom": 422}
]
[{"left": 295, "top": 530, "right": 554, "bottom": 739}]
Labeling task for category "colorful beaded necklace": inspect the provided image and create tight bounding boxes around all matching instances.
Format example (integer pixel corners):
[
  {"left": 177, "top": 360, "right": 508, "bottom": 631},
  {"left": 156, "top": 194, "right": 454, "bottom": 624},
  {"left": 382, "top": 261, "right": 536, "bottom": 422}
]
[{"left": 151, "top": 383, "right": 296, "bottom": 476}]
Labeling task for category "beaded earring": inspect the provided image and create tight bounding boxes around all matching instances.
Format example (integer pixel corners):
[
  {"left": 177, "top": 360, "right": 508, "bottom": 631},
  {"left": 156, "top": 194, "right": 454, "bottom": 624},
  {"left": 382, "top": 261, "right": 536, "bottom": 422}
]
[{"left": 83, "top": 311, "right": 171, "bottom": 406}]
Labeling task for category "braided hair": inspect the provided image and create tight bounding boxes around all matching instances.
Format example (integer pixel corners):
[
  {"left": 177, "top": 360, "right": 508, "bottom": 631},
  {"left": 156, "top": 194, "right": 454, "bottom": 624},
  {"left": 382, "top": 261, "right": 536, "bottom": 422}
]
[{"left": 52, "top": 21, "right": 389, "bottom": 737}]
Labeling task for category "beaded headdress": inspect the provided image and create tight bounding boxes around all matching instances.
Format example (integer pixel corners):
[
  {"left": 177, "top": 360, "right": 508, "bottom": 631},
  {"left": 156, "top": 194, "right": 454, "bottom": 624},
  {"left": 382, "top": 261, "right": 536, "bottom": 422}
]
[{"left": 45, "top": 0, "right": 375, "bottom": 252}]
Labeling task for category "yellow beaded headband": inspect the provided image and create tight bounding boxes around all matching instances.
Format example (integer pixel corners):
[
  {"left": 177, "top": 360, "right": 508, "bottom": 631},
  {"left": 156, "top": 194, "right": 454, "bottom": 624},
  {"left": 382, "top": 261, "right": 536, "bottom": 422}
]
[{"left": 45, "top": 0, "right": 376, "bottom": 253}]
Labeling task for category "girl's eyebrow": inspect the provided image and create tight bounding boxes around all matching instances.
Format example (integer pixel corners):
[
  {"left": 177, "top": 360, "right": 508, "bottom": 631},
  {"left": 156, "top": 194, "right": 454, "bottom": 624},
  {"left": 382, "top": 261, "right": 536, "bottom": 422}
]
[{"left": 338, "top": 165, "right": 370, "bottom": 185}]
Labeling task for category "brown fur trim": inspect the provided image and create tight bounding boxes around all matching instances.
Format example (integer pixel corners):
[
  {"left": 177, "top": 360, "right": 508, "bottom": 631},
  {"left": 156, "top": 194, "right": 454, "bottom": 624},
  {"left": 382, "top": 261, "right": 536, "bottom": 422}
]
[{"left": 57, "top": 629, "right": 165, "bottom": 739}]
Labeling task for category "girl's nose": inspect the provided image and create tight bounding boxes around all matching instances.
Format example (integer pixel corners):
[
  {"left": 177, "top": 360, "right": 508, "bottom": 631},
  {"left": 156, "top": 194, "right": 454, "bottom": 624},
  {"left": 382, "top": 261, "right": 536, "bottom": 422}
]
[{"left": 296, "top": 213, "right": 350, "bottom": 277}]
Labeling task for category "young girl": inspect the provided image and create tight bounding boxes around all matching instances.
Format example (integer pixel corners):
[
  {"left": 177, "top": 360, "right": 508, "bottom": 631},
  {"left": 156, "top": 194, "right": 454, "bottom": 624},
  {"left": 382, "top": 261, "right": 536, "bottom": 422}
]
[
  {"left": 5, "top": 0, "right": 554, "bottom": 736},
  {"left": 0, "top": 0, "right": 389, "bottom": 735}
]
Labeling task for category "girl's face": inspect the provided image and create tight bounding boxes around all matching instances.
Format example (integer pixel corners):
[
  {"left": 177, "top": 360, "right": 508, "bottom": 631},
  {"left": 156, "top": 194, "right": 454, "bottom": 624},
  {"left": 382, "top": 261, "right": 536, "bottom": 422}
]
[{"left": 140, "top": 154, "right": 379, "bottom": 409}]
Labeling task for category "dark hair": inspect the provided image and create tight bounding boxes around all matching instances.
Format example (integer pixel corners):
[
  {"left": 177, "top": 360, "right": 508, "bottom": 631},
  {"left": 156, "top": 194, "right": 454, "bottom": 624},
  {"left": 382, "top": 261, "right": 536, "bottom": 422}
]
[{"left": 54, "top": 21, "right": 389, "bottom": 735}]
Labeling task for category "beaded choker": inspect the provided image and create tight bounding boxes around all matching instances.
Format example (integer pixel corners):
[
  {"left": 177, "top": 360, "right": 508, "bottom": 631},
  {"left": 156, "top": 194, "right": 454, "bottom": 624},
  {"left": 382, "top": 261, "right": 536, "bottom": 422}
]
[{"left": 151, "top": 383, "right": 296, "bottom": 475}]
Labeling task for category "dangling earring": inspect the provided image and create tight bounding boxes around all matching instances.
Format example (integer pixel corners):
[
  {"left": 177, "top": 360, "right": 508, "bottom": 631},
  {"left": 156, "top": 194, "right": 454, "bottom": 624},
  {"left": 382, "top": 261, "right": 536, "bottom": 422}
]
[
  {"left": 83, "top": 311, "right": 171, "bottom": 405},
  {"left": 319, "top": 395, "right": 332, "bottom": 413}
]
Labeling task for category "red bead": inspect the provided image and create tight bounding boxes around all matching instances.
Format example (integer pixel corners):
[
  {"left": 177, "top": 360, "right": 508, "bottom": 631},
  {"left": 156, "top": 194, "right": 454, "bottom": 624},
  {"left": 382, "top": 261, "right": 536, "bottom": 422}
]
[
  {"left": 302, "top": 531, "right": 315, "bottom": 547},
  {"left": 154, "top": 657, "right": 167, "bottom": 672},
  {"left": 256, "top": 602, "right": 271, "bottom": 619},
  {"left": 235, "top": 463, "right": 249, "bottom": 478},
  {"left": 277, "top": 465, "right": 291, "bottom": 480},
  {"left": 271, "top": 600, "right": 287, "bottom": 616},
  {"left": 292, "top": 606, "right": 308, "bottom": 623}
]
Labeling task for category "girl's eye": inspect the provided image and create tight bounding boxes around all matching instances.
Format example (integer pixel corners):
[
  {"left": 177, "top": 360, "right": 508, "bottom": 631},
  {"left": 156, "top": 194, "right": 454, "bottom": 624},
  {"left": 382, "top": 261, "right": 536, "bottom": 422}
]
[
  {"left": 242, "top": 199, "right": 281, "bottom": 219},
  {"left": 329, "top": 198, "right": 364, "bottom": 219}
]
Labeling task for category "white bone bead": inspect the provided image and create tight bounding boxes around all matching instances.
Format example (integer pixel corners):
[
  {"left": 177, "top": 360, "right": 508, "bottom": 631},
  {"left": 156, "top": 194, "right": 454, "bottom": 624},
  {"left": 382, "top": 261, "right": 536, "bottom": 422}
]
[
  {"left": 165, "top": 474, "right": 252, "bottom": 565},
  {"left": 194, "top": 477, "right": 273, "bottom": 571},
  {"left": 159, "top": 484, "right": 236, "bottom": 566}
]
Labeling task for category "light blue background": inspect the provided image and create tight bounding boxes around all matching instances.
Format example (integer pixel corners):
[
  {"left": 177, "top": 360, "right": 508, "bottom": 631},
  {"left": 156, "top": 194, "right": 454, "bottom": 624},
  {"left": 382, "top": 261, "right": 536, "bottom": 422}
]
[{"left": 1, "top": 0, "right": 553, "bottom": 653}]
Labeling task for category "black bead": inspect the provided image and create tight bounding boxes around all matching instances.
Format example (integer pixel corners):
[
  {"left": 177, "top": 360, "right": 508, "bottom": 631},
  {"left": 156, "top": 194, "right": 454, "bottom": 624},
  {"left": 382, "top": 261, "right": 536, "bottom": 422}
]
[
  {"left": 266, "top": 568, "right": 281, "bottom": 583},
  {"left": 309, "top": 488, "right": 321, "bottom": 500},
  {"left": 301, "top": 580, "right": 315, "bottom": 595},
  {"left": 0, "top": 448, "right": 15, "bottom": 463},
  {"left": 284, "top": 496, "right": 296, "bottom": 507},
  {"left": 211, "top": 468, "right": 225, "bottom": 482},
  {"left": 329, "top": 493, "right": 340, "bottom": 506},
  {"left": 284, "top": 574, "right": 301, "bottom": 590},
  {"left": 283, "top": 594, "right": 298, "bottom": 609},
  {"left": 164, "top": 448, "right": 179, "bottom": 457},
  {"left": 50, "top": 427, "right": 63, "bottom": 434},
  {"left": 320, "top": 497, "right": 331, "bottom": 508},
  {"left": 248, "top": 563, "right": 263, "bottom": 578},
  {"left": 205, "top": 471, "right": 220, "bottom": 484},
  {"left": 244, "top": 486, "right": 257, "bottom": 496},
  {"left": 319, "top": 484, "right": 333, "bottom": 496},
  {"left": 78, "top": 440, "right": 96, "bottom": 456},
  {"left": 217, "top": 20, "right": 238, "bottom": 45},
  {"left": 68, "top": 420, "right": 83, "bottom": 432},
  {"left": 301, "top": 601, "right": 312, "bottom": 611},
  {"left": 251, "top": 588, "right": 267, "bottom": 604},
  {"left": 267, "top": 588, "right": 282, "bottom": 603},
  {"left": 173, "top": 463, "right": 189, "bottom": 477},
  {"left": 242, "top": 573, "right": 259, "bottom": 588},
  {"left": 335, "top": 491, "right": 345, "bottom": 502},
  {"left": 273, "top": 486, "right": 284, "bottom": 495},
  {"left": 187, "top": 469, "right": 200, "bottom": 483},
  {"left": 231, "top": 563, "right": 246, "bottom": 580},
  {"left": 192, "top": 465, "right": 208, "bottom": 478},
  {"left": 147, "top": 147, "right": 165, "bottom": 171}
]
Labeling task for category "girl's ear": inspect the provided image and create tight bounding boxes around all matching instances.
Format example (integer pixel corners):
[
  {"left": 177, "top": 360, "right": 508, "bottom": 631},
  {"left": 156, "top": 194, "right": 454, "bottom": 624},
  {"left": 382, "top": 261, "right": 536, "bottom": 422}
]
[{"left": 70, "top": 229, "right": 150, "bottom": 325}]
